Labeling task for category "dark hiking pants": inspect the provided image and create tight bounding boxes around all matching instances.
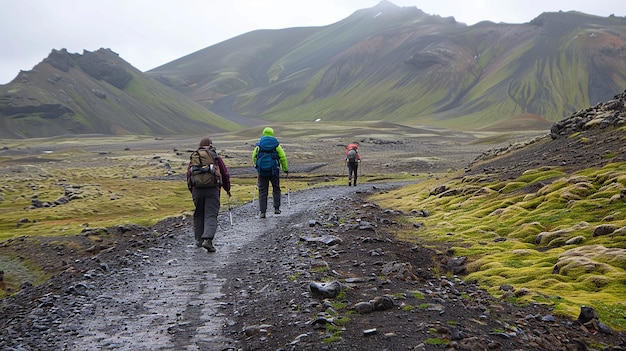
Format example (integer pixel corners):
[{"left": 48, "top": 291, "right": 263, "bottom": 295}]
[
  {"left": 258, "top": 174, "right": 281, "bottom": 213},
  {"left": 348, "top": 162, "right": 358, "bottom": 185},
  {"left": 192, "top": 187, "right": 221, "bottom": 242}
]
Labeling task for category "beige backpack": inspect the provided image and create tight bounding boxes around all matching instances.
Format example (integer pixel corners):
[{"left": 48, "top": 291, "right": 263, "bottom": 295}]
[{"left": 189, "top": 147, "right": 222, "bottom": 188}]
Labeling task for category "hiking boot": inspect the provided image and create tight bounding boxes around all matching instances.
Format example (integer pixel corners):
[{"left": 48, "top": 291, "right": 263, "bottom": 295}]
[
  {"left": 195, "top": 240, "right": 203, "bottom": 248},
  {"left": 348, "top": 181, "right": 352, "bottom": 186},
  {"left": 202, "top": 239, "right": 216, "bottom": 252},
  {"left": 274, "top": 208, "right": 281, "bottom": 214},
  {"left": 260, "top": 212, "right": 266, "bottom": 218}
]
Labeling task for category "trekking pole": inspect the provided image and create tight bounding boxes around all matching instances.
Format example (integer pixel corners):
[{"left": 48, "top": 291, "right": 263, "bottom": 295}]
[
  {"left": 286, "top": 172, "right": 291, "bottom": 208},
  {"left": 251, "top": 175, "right": 256, "bottom": 208},
  {"left": 253, "top": 176, "right": 258, "bottom": 210},
  {"left": 228, "top": 194, "right": 233, "bottom": 226}
]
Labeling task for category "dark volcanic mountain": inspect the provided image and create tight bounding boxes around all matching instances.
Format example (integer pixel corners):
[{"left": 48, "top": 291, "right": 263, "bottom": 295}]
[
  {"left": 149, "top": 1, "right": 626, "bottom": 130},
  {"left": 0, "top": 48, "right": 240, "bottom": 139}
]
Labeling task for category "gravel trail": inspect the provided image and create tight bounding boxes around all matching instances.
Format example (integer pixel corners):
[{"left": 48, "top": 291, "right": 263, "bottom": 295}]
[{"left": 67, "top": 182, "right": 403, "bottom": 350}]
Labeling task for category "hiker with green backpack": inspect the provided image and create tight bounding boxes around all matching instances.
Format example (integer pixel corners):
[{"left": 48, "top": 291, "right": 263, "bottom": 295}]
[
  {"left": 345, "top": 142, "right": 361, "bottom": 186},
  {"left": 252, "top": 127, "right": 289, "bottom": 218},
  {"left": 187, "top": 137, "right": 231, "bottom": 253}
]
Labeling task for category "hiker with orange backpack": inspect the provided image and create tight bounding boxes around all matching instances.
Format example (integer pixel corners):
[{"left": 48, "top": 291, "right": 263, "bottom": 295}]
[{"left": 345, "top": 142, "right": 361, "bottom": 186}]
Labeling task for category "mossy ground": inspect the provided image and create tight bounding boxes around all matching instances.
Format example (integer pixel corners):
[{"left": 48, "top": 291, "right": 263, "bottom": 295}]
[{"left": 371, "top": 162, "right": 626, "bottom": 330}]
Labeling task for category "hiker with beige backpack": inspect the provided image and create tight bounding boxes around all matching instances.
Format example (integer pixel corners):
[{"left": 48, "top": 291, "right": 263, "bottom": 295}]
[{"left": 187, "top": 137, "right": 231, "bottom": 253}]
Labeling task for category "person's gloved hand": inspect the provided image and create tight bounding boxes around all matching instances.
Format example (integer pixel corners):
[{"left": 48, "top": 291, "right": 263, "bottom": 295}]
[{"left": 227, "top": 191, "right": 231, "bottom": 197}]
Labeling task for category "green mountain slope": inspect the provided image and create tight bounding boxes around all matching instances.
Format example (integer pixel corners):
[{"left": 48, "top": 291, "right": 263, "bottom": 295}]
[
  {"left": 149, "top": 2, "right": 626, "bottom": 131},
  {"left": 0, "top": 48, "right": 240, "bottom": 139}
]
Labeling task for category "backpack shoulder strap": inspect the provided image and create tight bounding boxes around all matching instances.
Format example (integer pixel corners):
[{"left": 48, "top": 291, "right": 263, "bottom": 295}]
[{"left": 207, "top": 147, "right": 219, "bottom": 160}]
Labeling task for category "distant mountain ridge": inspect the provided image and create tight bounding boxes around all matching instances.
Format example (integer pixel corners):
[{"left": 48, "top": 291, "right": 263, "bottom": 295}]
[
  {"left": 0, "top": 48, "right": 239, "bottom": 139},
  {"left": 149, "top": 1, "right": 626, "bottom": 130},
  {"left": 1, "top": 1, "right": 625, "bottom": 138}
]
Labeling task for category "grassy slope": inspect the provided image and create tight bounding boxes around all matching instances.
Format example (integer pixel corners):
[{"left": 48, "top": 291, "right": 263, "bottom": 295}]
[
  {"left": 152, "top": 9, "right": 626, "bottom": 131},
  {"left": 263, "top": 13, "right": 626, "bottom": 130}
]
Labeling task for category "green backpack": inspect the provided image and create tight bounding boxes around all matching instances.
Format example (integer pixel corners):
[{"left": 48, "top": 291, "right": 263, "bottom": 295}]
[{"left": 189, "top": 147, "right": 222, "bottom": 188}]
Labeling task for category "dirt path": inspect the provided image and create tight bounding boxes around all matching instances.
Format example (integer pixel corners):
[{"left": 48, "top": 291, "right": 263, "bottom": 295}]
[{"left": 65, "top": 182, "right": 405, "bottom": 350}]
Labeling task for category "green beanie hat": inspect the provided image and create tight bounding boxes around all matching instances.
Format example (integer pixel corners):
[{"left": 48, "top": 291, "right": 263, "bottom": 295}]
[{"left": 262, "top": 127, "right": 274, "bottom": 136}]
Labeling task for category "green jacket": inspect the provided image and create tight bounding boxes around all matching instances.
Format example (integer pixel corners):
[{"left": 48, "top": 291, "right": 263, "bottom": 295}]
[{"left": 251, "top": 127, "right": 288, "bottom": 172}]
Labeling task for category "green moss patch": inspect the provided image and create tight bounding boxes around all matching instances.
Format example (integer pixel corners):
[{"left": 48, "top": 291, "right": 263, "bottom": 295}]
[{"left": 371, "top": 162, "right": 626, "bottom": 330}]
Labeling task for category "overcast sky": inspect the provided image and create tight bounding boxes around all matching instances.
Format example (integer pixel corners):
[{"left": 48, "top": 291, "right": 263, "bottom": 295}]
[{"left": 1, "top": 0, "right": 624, "bottom": 84}]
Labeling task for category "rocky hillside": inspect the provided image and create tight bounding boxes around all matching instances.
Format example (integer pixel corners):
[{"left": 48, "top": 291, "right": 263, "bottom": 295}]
[
  {"left": 0, "top": 49, "right": 240, "bottom": 139},
  {"left": 149, "top": 1, "right": 626, "bottom": 130},
  {"left": 550, "top": 91, "right": 626, "bottom": 139},
  {"left": 467, "top": 89, "right": 626, "bottom": 179}
]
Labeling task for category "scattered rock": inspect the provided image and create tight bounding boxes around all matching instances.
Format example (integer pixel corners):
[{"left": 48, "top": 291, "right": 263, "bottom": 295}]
[
  {"left": 594, "top": 224, "right": 617, "bottom": 237},
  {"left": 309, "top": 281, "right": 343, "bottom": 299}
]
